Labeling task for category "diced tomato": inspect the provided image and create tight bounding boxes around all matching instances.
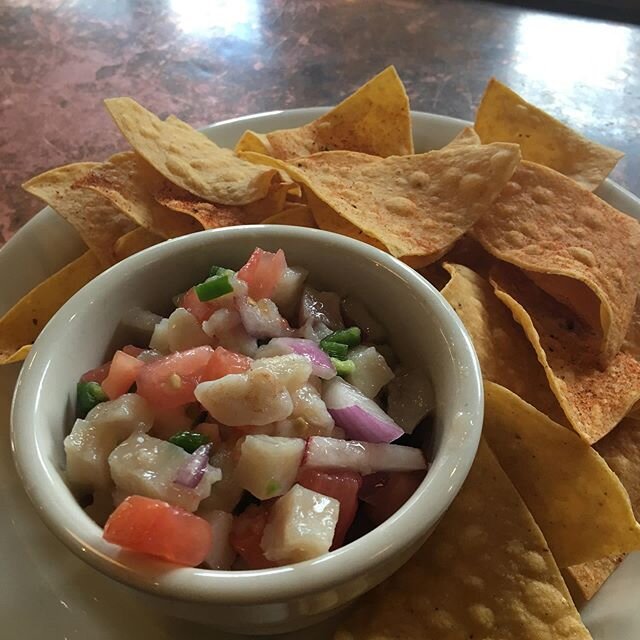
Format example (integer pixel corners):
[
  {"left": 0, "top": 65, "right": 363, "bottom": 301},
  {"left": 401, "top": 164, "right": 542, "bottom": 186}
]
[
  {"left": 81, "top": 360, "right": 111, "bottom": 384},
  {"left": 180, "top": 287, "right": 225, "bottom": 322},
  {"left": 122, "top": 345, "right": 145, "bottom": 358},
  {"left": 103, "top": 495, "right": 212, "bottom": 566},
  {"left": 230, "top": 504, "right": 276, "bottom": 569},
  {"left": 101, "top": 350, "right": 144, "bottom": 400},
  {"left": 205, "top": 346, "right": 252, "bottom": 380},
  {"left": 359, "top": 470, "right": 426, "bottom": 526},
  {"left": 296, "top": 467, "right": 362, "bottom": 549},
  {"left": 136, "top": 346, "right": 214, "bottom": 409},
  {"left": 237, "top": 248, "right": 286, "bottom": 301}
]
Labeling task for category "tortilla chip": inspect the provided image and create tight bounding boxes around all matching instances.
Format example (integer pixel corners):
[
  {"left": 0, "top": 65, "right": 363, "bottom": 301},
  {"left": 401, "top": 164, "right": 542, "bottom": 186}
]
[
  {"left": 491, "top": 263, "right": 640, "bottom": 443},
  {"left": 475, "top": 78, "right": 623, "bottom": 190},
  {"left": 76, "top": 152, "right": 202, "bottom": 239},
  {"left": 563, "top": 555, "right": 625, "bottom": 607},
  {"left": 484, "top": 381, "right": 640, "bottom": 567},
  {"left": 114, "top": 227, "right": 162, "bottom": 261},
  {"left": 441, "top": 263, "right": 566, "bottom": 424},
  {"left": 259, "top": 144, "right": 520, "bottom": 262},
  {"left": 262, "top": 205, "right": 317, "bottom": 227},
  {"left": 259, "top": 66, "right": 413, "bottom": 160},
  {"left": 623, "top": 297, "right": 640, "bottom": 361},
  {"left": 23, "top": 163, "right": 136, "bottom": 266},
  {"left": 444, "top": 126, "right": 481, "bottom": 149},
  {"left": 0, "top": 251, "right": 103, "bottom": 365},
  {"left": 103, "top": 98, "right": 276, "bottom": 205},
  {"left": 234, "top": 130, "right": 272, "bottom": 155},
  {"left": 474, "top": 160, "right": 640, "bottom": 366},
  {"left": 336, "top": 440, "right": 591, "bottom": 640}
]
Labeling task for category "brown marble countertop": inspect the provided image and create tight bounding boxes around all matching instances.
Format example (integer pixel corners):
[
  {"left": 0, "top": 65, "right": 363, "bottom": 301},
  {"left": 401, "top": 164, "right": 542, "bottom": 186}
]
[{"left": 1, "top": 0, "right": 639, "bottom": 247}]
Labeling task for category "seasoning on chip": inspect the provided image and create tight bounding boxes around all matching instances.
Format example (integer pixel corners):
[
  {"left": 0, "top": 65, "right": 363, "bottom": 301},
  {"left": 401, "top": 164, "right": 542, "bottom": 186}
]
[
  {"left": 23, "top": 163, "right": 136, "bottom": 267},
  {"left": 563, "top": 555, "right": 625, "bottom": 607},
  {"left": 491, "top": 263, "right": 640, "bottom": 443},
  {"left": 266, "top": 143, "right": 520, "bottom": 264},
  {"left": 335, "top": 440, "right": 591, "bottom": 640},
  {"left": 104, "top": 98, "right": 277, "bottom": 205},
  {"left": 474, "top": 160, "right": 640, "bottom": 366},
  {"left": 76, "top": 152, "right": 202, "bottom": 239},
  {"left": 237, "top": 66, "right": 413, "bottom": 161},
  {"left": 0, "top": 251, "right": 102, "bottom": 364},
  {"left": 441, "top": 263, "right": 567, "bottom": 425},
  {"left": 475, "top": 78, "right": 623, "bottom": 190},
  {"left": 484, "top": 381, "right": 640, "bottom": 567}
]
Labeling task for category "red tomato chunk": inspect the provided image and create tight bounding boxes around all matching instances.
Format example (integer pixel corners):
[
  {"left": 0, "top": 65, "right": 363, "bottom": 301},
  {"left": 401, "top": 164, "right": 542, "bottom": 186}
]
[
  {"left": 101, "top": 350, "right": 144, "bottom": 400},
  {"left": 136, "top": 345, "right": 214, "bottom": 409},
  {"left": 230, "top": 504, "right": 276, "bottom": 569},
  {"left": 103, "top": 495, "right": 212, "bottom": 566},
  {"left": 81, "top": 360, "right": 111, "bottom": 384},
  {"left": 181, "top": 287, "right": 226, "bottom": 323},
  {"left": 205, "top": 347, "right": 252, "bottom": 380},
  {"left": 237, "top": 248, "right": 286, "bottom": 301},
  {"left": 297, "top": 467, "right": 362, "bottom": 549}
]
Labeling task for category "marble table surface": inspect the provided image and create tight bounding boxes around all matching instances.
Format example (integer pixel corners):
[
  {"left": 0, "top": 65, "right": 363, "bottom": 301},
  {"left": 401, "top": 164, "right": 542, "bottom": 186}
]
[{"left": 1, "top": 0, "right": 639, "bottom": 247}]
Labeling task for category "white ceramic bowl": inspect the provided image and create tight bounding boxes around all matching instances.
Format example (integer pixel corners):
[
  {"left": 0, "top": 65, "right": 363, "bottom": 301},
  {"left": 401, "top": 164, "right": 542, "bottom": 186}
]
[{"left": 11, "top": 225, "right": 482, "bottom": 635}]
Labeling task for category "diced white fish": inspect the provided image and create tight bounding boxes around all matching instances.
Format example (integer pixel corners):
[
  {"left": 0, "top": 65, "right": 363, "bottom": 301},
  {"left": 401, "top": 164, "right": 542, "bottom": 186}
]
[
  {"left": 299, "top": 287, "right": 344, "bottom": 330},
  {"left": 202, "top": 308, "right": 257, "bottom": 357},
  {"left": 251, "top": 354, "right": 312, "bottom": 393},
  {"left": 167, "top": 308, "right": 212, "bottom": 352},
  {"left": 271, "top": 267, "right": 308, "bottom": 321},
  {"left": 386, "top": 367, "right": 435, "bottom": 433},
  {"left": 303, "top": 436, "right": 427, "bottom": 475},
  {"left": 295, "top": 318, "right": 333, "bottom": 342},
  {"left": 121, "top": 307, "right": 164, "bottom": 346},
  {"left": 195, "top": 369, "right": 293, "bottom": 426},
  {"left": 261, "top": 484, "right": 340, "bottom": 564},
  {"left": 149, "top": 317, "right": 170, "bottom": 354},
  {"left": 108, "top": 433, "right": 221, "bottom": 512},
  {"left": 64, "top": 394, "right": 154, "bottom": 491},
  {"left": 345, "top": 346, "right": 394, "bottom": 399},
  {"left": 235, "top": 435, "right": 305, "bottom": 500},
  {"left": 290, "top": 383, "right": 334, "bottom": 434},
  {"left": 238, "top": 297, "right": 291, "bottom": 339},
  {"left": 200, "top": 510, "right": 236, "bottom": 570}
]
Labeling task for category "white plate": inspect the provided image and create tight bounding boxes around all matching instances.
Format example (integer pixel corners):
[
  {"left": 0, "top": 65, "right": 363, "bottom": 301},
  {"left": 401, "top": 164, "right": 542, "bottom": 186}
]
[{"left": 1, "top": 108, "right": 639, "bottom": 639}]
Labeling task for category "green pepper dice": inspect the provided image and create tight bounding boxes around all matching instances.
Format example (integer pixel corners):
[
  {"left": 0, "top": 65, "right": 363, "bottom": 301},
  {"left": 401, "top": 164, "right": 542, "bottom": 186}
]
[
  {"left": 76, "top": 381, "right": 109, "bottom": 418},
  {"left": 195, "top": 273, "right": 234, "bottom": 301},
  {"left": 169, "top": 431, "right": 211, "bottom": 453}
]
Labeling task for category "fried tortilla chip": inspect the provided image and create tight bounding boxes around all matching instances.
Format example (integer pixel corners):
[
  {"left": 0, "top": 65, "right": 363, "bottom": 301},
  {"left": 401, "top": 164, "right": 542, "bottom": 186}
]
[
  {"left": 491, "top": 263, "right": 640, "bottom": 443},
  {"left": 248, "top": 66, "right": 413, "bottom": 161},
  {"left": 474, "top": 161, "right": 640, "bottom": 365},
  {"left": 0, "top": 251, "right": 103, "bottom": 365},
  {"left": 563, "top": 415, "right": 640, "bottom": 604},
  {"left": 441, "top": 263, "right": 566, "bottom": 424},
  {"left": 114, "top": 227, "right": 162, "bottom": 261},
  {"left": 484, "top": 381, "right": 640, "bottom": 567},
  {"left": 253, "top": 143, "right": 520, "bottom": 263},
  {"left": 76, "top": 152, "right": 202, "bottom": 239},
  {"left": 335, "top": 440, "right": 591, "bottom": 640},
  {"left": 444, "top": 125, "right": 481, "bottom": 149},
  {"left": 23, "top": 163, "right": 136, "bottom": 267},
  {"left": 623, "top": 297, "right": 640, "bottom": 361},
  {"left": 475, "top": 78, "right": 623, "bottom": 190},
  {"left": 103, "top": 98, "right": 276, "bottom": 205},
  {"left": 262, "top": 205, "right": 317, "bottom": 227}
]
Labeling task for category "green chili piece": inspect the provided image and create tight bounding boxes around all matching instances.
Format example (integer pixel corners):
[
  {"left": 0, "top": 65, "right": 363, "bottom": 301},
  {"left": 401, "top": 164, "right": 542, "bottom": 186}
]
[
  {"left": 320, "top": 341, "right": 349, "bottom": 359},
  {"left": 331, "top": 358, "right": 356, "bottom": 377},
  {"left": 195, "top": 274, "right": 234, "bottom": 301},
  {"left": 76, "top": 381, "right": 108, "bottom": 418},
  {"left": 168, "top": 431, "right": 211, "bottom": 453},
  {"left": 322, "top": 326, "right": 362, "bottom": 347}
]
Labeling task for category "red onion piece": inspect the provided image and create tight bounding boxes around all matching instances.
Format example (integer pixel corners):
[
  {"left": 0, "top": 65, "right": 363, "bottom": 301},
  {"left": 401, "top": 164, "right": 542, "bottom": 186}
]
[
  {"left": 174, "top": 443, "right": 213, "bottom": 489},
  {"left": 323, "top": 377, "right": 403, "bottom": 443},
  {"left": 269, "top": 337, "right": 336, "bottom": 379}
]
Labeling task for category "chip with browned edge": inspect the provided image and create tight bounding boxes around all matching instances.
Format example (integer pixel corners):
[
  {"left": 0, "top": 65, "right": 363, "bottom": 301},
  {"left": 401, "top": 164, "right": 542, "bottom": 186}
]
[
  {"left": 23, "top": 163, "right": 136, "bottom": 266},
  {"left": 491, "top": 263, "right": 640, "bottom": 443},
  {"left": 474, "top": 160, "right": 640, "bottom": 366},
  {"left": 247, "top": 143, "right": 520, "bottom": 264},
  {"left": 335, "top": 439, "right": 591, "bottom": 640},
  {"left": 104, "top": 98, "right": 276, "bottom": 205},
  {"left": 76, "top": 152, "right": 202, "bottom": 239},
  {"left": 236, "top": 66, "right": 413, "bottom": 160},
  {"left": 441, "top": 263, "right": 566, "bottom": 425},
  {"left": 475, "top": 78, "right": 623, "bottom": 190},
  {"left": 484, "top": 381, "right": 640, "bottom": 568},
  {"left": 0, "top": 251, "right": 103, "bottom": 364}
]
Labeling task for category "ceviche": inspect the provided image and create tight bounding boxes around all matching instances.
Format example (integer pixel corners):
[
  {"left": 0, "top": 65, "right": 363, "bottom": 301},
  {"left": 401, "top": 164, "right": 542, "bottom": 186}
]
[{"left": 64, "top": 247, "right": 434, "bottom": 568}]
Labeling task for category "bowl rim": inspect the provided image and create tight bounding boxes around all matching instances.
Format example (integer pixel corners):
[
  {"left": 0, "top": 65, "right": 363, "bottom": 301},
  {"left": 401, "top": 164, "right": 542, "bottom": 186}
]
[{"left": 11, "top": 224, "right": 483, "bottom": 605}]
